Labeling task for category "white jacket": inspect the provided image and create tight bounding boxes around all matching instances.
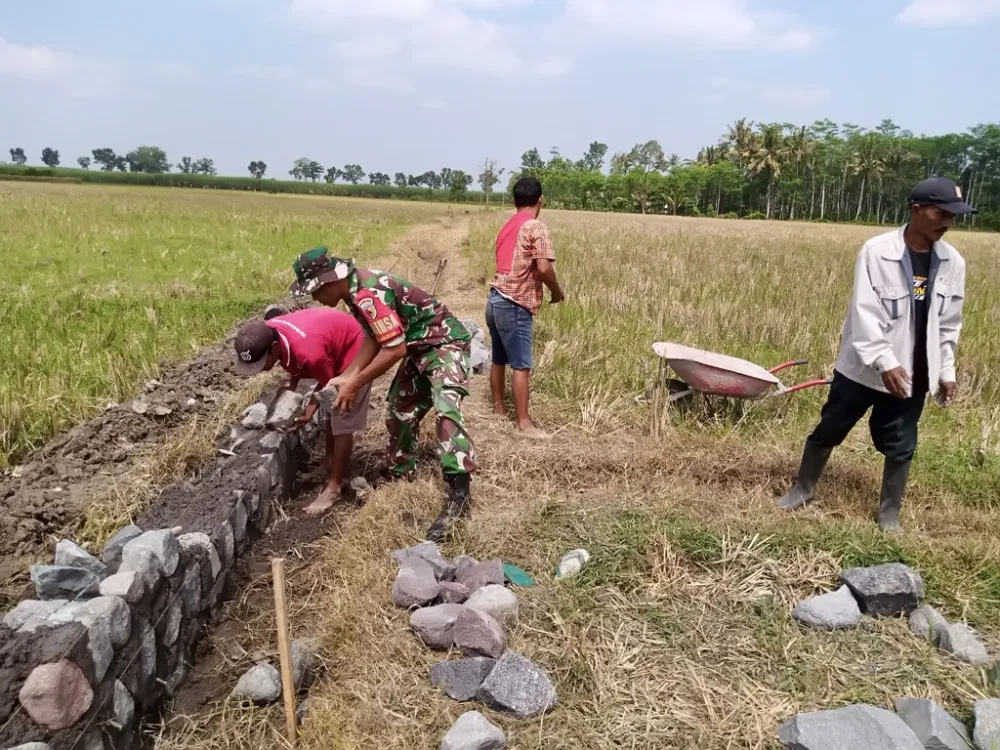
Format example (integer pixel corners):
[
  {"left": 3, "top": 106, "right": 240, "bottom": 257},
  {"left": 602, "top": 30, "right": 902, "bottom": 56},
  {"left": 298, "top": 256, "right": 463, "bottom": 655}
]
[{"left": 834, "top": 226, "right": 965, "bottom": 400}]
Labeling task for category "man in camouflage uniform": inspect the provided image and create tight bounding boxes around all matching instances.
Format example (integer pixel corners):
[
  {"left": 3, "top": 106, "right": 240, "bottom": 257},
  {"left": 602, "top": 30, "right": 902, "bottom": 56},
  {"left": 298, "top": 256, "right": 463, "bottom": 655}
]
[{"left": 289, "top": 247, "right": 477, "bottom": 541}]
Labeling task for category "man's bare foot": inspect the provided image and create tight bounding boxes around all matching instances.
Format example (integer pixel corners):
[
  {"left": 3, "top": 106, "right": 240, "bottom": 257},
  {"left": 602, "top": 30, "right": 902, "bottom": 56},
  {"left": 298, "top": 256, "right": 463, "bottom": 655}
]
[
  {"left": 493, "top": 403, "right": 507, "bottom": 417},
  {"left": 304, "top": 484, "right": 341, "bottom": 516},
  {"left": 515, "top": 424, "right": 551, "bottom": 440}
]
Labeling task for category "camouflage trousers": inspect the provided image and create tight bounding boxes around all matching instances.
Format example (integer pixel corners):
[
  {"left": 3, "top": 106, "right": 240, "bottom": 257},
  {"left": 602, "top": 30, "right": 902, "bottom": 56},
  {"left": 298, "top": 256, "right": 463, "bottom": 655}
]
[{"left": 386, "top": 343, "right": 477, "bottom": 477}]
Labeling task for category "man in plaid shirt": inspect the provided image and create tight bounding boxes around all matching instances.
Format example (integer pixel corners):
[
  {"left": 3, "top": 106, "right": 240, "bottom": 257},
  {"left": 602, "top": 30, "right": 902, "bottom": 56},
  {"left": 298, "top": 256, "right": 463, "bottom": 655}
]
[{"left": 486, "top": 176, "right": 564, "bottom": 439}]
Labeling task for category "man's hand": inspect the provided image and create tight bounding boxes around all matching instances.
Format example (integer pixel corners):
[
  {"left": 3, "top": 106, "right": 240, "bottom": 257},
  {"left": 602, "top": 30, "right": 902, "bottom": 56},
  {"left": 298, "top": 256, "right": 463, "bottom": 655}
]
[
  {"left": 549, "top": 289, "right": 565, "bottom": 304},
  {"left": 277, "top": 377, "right": 299, "bottom": 394},
  {"left": 331, "top": 375, "right": 361, "bottom": 413},
  {"left": 939, "top": 381, "right": 958, "bottom": 407},
  {"left": 279, "top": 397, "right": 318, "bottom": 433},
  {"left": 881, "top": 367, "right": 911, "bottom": 399}
]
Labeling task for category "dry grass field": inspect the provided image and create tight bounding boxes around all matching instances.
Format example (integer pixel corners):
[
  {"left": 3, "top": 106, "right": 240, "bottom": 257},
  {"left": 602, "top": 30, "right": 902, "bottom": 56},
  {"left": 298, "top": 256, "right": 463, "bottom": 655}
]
[{"left": 3, "top": 183, "right": 999, "bottom": 749}]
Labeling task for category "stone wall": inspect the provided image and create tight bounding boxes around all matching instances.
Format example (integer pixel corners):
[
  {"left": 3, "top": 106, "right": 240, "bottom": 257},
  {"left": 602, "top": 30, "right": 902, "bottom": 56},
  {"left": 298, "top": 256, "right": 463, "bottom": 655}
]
[{"left": 0, "top": 401, "right": 316, "bottom": 750}]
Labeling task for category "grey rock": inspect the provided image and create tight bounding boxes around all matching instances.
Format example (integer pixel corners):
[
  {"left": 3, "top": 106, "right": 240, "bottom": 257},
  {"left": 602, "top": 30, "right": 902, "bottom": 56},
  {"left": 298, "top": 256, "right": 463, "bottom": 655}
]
[
  {"left": 349, "top": 476, "right": 371, "bottom": 495},
  {"left": 112, "top": 680, "right": 136, "bottom": 729},
  {"left": 102, "top": 524, "right": 143, "bottom": 566},
  {"left": 137, "top": 619, "right": 158, "bottom": 696},
  {"left": 296, "top": 697, "right": 311, "bottom": 724},
  {"left": 893, "top": 697, "right": 972, "bottom": 750},
  {"left": 99, "top": 571, "right": 144, "bottom": 603},
  {"left": 7, "top": 744, "right": 52, "bottom": 750},
  {"left": 430, "top": 658, "right": 496, "bottom": 701},
  {"left": 231, "top": 663, "right": 282, "bottom": 706},
  {"left": 476, "top": 651, "right": 557, "bottom": 719},
  {"left": 216, "top": 521, "right": 235, "bottom": 567},
  {"left": 460, "top": 319, "right": 484, "bottom": 342},
  {"left": 166, "top": 662, "right": 188, "bottom": 693},
  {"left": 178, "top": 532, "right": 221, "bottom": 579},
  {"left": 939, "top": 623, "right": 990, "bottom": 665},
  {"left": 841, "top": 563, "right": 925, "bottom": 617},
  {"left": 315, "top": 383, "right": 340, "bottom": 415},
  {"left": 393, "top": 541, "right": 457, "bottom": 582},
  {"left": 30, "top": 565, "right": 101, "bottom": 600},
  {"left": 232, "top": 499, "right": 248, "bottom": 544},
  {"left": 457, "top": 558, "right": 505, "bottom": 595},
  {"left": 2, "top": 599, "right": 67, "bottom": 632},
  {"left": 454, "top": 555, "right": 478, "bottom": 581},
  {"left": 465, "top": 584, "right": 518, "bottom": 627},
  {"left": 974, "top": 699, "right": 1000, "bottom": 750},
  {"left": 469, "top": 339, "right": 491, "bottom": 376},
  {"left": 777, "top": 704, "right": 925, "bottom": 750},
  {"left": 259, "top": 432, "right": 284, "bottom": 453},
  {"left": 160, "top": 598, "right": 183, "bottom": 647},
  {"left": 50, "top": 596, "right": 131, "bottom": 649},
  {"left": 116, "top": 547, "right": 161, "bottom": 599},
  {"left": 410, "top": 604, "right": 467, "bottom": 650},
  {"left": 121, "top": 529, "right": 180, "bottom": 577},
  {"left": 792, "top": 586, "right": 862, "bottom": 630},
  {"left": 910, "top": 605, "right": 950, "bottom": 645},
  {"left": 440, "top": 710, "right": 507, "bottom": 750},
  {"left": 266, "top": 391, "right": 304, "bottom": 430},
  {"left": 264, "top": 303, "right": 290, "bottom": 320},
  {"left": 241, "top": 403, "right": 268, "bottom": 430},
  {"left": 454, "top": 608, "right": 507, "bottom": 659},
  {"left": 179, "top": 563, "right": 203, "bottom": 616},
  {"left": 392, "top": 556, "right": 441, "bottom": 609},
  {"left": 292, "top": 639, "right": 319, "bottom": 691},
  {"left": 440, "top": 582, "right": 471, "bottom": 604},
  {"left": 54, "top": 540, "right": 107, "bottom": 576},
  {"left": 18, "top": 660, "right": 94, "bottom": 731},
  {"left": 81, "top": 730, "right": 105, "bottom": 750}
]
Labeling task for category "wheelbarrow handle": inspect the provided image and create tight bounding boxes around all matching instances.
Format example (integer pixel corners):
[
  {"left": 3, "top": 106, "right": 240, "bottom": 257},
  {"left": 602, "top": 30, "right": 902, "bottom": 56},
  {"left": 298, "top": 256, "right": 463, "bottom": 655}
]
[
  {"left": 769, "top": 359, "right": 810, "bottom": 374},
  {"left": 771, "top": 377, "right": 832, "bottom": 397}
]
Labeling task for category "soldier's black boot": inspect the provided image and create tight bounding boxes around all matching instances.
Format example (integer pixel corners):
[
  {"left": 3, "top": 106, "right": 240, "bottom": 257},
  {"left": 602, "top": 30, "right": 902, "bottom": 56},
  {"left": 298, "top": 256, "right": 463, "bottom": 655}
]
[
  {"left": 426, "top": 473, "right": 472, "bottom": 543},
  {"left": 777, "top": 443, "right": 833, "bottom": 511},
  {"left": 878, "top": 459, "right": 910, "bottom": 533}
]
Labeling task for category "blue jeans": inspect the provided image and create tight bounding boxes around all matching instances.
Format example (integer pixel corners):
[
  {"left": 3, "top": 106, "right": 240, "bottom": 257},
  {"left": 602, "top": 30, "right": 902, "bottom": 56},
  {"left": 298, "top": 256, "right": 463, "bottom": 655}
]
[{"left": 485, "top": 289, "right": 534, "bottom": 371}]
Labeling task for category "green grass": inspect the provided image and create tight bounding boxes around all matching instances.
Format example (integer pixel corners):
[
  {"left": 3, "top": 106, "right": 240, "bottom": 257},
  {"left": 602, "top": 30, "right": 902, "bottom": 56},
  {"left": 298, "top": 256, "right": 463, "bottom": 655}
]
[{"left": 0, "top": 182, "right": 446, "bottom": 466}]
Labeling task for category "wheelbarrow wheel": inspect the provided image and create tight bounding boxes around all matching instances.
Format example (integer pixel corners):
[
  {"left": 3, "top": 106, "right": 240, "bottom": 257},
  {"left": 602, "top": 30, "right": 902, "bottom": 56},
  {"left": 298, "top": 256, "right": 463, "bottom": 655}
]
[{"left": 666, "top": 378, "right": 689, "bottom": 394}]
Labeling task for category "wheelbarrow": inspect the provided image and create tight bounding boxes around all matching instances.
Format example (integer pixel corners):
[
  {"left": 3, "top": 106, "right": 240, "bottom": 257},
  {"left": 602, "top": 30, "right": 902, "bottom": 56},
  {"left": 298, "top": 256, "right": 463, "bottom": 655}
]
[{"left": 651, "top": 342, "right": 831, "bottom": 403}]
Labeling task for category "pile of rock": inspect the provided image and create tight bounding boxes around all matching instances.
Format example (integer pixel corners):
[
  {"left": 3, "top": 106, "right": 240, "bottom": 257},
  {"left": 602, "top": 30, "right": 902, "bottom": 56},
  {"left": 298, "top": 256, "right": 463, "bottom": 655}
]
[
  {"left": 460, "top": 320, "right": 491, "bottom": 376},
  {"left": 791, "top": 562, "right": 993, "bottom": 665},
  {"left": 778, "top": 698, "right": 1000, "bottom": 750},
  {"left": 391, "top": 542, "right": 557, "bottom": 749},
  {"left": 230, "top": 639, "right": 320, "bottom": 707}
]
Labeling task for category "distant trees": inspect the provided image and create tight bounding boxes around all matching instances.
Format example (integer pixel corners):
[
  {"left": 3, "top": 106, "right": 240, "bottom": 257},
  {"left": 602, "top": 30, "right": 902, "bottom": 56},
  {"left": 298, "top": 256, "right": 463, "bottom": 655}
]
[
  {"left": 248, "top": 160, "right": 267, "bottom": 178},
  {"left": 41, "top": 148, "right": 60, "bottom": 168},
  {"left": 77, "top": 156, "right": 91, "bottom": 170},
  {"left": 478, "top": 158, "right": 504, "bottom": 205},
  {"left": 9, "top": 148, "right": 27, "bottom": 165},
  {"left": 341, "top": 164, "right": 364, "bottom": 184},
  {"left": 126, "top": 146, "right": 170, "bottom": 173},
  {"left": 394, "top": 172, "right": 407, "bottom": 189},
  {"left": 290, "top": 158, "right": 323, "bottom": 181},
  {"left": 369, "top": 172, "right": 391, "bottom": 185},
  {"left": 92, "top": 148, "right": 117, "bottom": 171},
  {"left": 193, "top": 158, "right": 216, "bottom": 175},
  {"left": 448, "top": 170, "right": 473, "bottom": 199}
]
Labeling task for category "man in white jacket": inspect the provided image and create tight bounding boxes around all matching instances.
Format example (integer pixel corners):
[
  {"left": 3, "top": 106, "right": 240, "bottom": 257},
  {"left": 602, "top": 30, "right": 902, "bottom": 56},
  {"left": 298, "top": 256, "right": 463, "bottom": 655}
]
[{"left": 778, "top": 177, "right": 974, "bottom": 531}]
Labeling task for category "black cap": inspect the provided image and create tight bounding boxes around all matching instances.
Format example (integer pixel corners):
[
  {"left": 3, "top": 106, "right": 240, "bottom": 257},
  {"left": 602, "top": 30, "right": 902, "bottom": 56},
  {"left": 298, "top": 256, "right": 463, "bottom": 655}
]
[
  {"left": 233, "top": 322, "right": 276, "bottom": 376},
  {"left": 909, "top": 177, "right": 976, "bottom": 215}
]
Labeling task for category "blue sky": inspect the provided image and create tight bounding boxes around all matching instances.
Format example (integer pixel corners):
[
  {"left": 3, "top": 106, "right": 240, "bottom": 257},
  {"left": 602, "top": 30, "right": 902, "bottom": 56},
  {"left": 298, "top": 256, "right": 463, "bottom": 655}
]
[{"left": 2, "top": 0, "right": 998, "bottom": 179}]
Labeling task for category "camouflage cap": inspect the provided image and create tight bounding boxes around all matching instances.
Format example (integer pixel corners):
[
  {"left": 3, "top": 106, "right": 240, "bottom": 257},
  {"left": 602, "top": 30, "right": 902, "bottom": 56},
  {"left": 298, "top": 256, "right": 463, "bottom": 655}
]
[{"left": 289, "top": 247, "right": 355, "bottom": 296}]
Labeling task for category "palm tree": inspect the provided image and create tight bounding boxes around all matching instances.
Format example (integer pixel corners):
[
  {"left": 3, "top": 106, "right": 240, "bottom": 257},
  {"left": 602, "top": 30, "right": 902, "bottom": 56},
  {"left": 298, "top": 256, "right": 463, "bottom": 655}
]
[
  {"left": 850, "top": 134, "right": 886, "bottom": 220},
  {"left": 882, "top": 140, "right": 918, "bottom": 222},
  {"left": 785, "top": 126, "right": 815, "bottom": 220},
  {"left": 749, "top": 124, "right": 786, "bottom": 219},
  {"left": 726, "top": 119, "right": 755, "bottom": 214}
]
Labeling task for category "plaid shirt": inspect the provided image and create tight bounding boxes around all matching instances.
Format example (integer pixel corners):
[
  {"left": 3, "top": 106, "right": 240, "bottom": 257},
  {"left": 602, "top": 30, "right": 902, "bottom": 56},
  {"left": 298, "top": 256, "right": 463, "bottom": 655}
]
[{"left": 490, "top": 219, "right": 555, "bottom": 315}]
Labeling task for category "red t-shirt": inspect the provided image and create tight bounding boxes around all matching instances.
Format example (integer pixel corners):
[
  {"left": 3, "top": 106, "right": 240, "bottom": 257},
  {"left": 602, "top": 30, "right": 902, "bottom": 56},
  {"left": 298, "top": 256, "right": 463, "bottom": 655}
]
[
  {"left": 265, "top": 307, "right": 364, "bottom": 387},
  {"left": 494, "top": 211, "right": 535, "bottom": 274}
]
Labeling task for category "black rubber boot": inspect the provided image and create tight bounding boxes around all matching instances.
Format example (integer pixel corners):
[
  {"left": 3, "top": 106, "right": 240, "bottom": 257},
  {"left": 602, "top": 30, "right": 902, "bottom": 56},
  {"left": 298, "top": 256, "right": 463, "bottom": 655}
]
[
  {"left": 426, "top": 473, "right": 472, "bottom": 543},
  {"left": 878, "top": 459, "right": 911, "bottom": 533},
  {"left": 777, "top": 443, "right": 833, "bottom": 511}
]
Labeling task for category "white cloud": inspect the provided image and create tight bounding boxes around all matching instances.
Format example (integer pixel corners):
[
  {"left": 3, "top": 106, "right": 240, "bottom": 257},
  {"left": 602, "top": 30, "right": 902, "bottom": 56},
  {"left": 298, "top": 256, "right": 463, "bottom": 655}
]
[
  {"left": 423, "top": 98, "right": 446, "bottom": 109},
  {"left": 759, "top": 85, "right": 831, "bottom": 104},
  {"left": 896, "top": 0, "right": 1000, "bottom": 26},
  {"left": 0, "top": 37, "right": 68, "bottom": 81}
]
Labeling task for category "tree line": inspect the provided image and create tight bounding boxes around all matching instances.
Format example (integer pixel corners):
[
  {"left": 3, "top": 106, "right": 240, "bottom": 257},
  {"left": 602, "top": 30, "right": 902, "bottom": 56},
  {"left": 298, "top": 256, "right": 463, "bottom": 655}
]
[{"left": 5, "top": 119, "right": 1000, "bottom": 229}]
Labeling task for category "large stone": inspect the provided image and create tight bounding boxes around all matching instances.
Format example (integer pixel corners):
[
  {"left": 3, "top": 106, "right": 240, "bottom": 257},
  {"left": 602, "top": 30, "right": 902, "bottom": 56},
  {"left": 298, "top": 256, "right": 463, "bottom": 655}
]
[
  {"left": 457, "top": 559, "right": 505, "bottom": 595},
  {"left": 430, "top": 658, "right": 496, "bottom": 702},
  {"left": 453, "top": 555, "right": 478, "bottom": 581},
  {"left": 30, "top": 565, "right": 101, "bottom": 600},
  {"left": 54, "top": 540, "right": 107, "bottom": 577},
  {"left": 266, "top": 391, "right": 304, "bottom": 430},
  {"left": 440, "top": 710, "right": 507, "bottom": 750},
  {"left": 392, "top": 557, "right": 441, "bottom": 609},
  {"left": 440, "top": 582, "right": 471, "bottom": 604},
  {"left": 792, "top": 586, "right": 862, "bottom": 630},
  {"left": 136, "top": 619, "right": 158, "bottom": 697},
  {"left": 99, "top": 571, "right": 144, "bottom": 603},
  {"left": 893, "top": 697, "right": 972, "bottom": 750},
  {"left": 2, "top": 599, "right": 67, "bottom": 632},
  {"left": 465, "top": 585, "right": 518, "bottom": 627},
  {"left": 116, "top": 547, "right": 161, "bottom": 600},
  {"left": 841, "top": 563, "right": 924, "bottom": 617},
  {"left": 232, "top": 499, "right": 248, "bottom": 545},
  {"left": 112, "top": 680, "right": 136, "bottom": 729},
  {"left": 178, "top": 563, "right": 203, "bottom": 617},
  {"left": 216, "top": 521, "right": 235, "bottom": 567},
  {"left": 453, "top": 608, "right": 507, "bottom": 659},
  {"left": 476, "top": 651, "right": 557, "bottom": 719},
  {"left": 241, "top": 403, "right": 268, "bottom": 430},
  {"left": 18, "top": 660, "right": 94, "bottom": 731},
  {"left": 974, "top": 700, "right": 1000, "bottom": 750},
  {"left": 102, "top": 524, "right": 143, "bottom": 566},
  {"left": 411, "top": 604, "right": 467, "bottom": 650},
  {"left": 160, "top": 598, "right": 183, "bottom": 646},
  {"left": 49, "top": 596, "right": 131, "bottom": 648},
  {"left": 121, "top": 529, "right": 180, "bottom": 577},
  {"left": 231, "top": 663, "right": 282, "bottom": 706},
  {"left": 393, "top": 542, "right": 457, "bottom": 582},
  {"left": 909, "top": 605, "right": 950, "bottom": 645},
  {"left": 777, "top": 705, "right": 924, "bottom": 750},
  {"left": 938, "top": 623, "right": 989, "bottom": 665},
  {"left": 259, "top": 432, "right": 284, "bottom": 453},
  {"left": 292, "top": 639, "right": 320, "bottom": 691},
  {"left": 7, "top": 744, "right": 52, "bottom": 750}
]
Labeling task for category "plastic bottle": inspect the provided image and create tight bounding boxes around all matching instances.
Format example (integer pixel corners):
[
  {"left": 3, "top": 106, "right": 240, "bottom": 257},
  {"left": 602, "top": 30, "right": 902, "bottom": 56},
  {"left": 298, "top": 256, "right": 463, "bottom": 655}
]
[{"left": 555, "top": 549, "right": 591, "bottom": 579}]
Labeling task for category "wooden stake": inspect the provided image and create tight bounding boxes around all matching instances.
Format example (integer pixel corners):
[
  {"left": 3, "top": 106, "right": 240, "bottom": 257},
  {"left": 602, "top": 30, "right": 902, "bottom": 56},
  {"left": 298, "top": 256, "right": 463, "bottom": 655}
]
[
  {"left": 271, "top": 558, "right": 297, "bottom": 745},
  {"left": 430, "top": 258, "right": 448, "bottom": 296}
]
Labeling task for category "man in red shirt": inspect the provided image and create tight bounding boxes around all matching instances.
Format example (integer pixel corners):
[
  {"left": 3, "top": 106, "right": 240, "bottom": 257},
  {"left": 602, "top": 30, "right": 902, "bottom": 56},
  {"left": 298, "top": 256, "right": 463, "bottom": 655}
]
[
  {"left": 487, "top": 176, "right": 564, "bottom": 439},
  {"left": 233, "top": 307, "right": 370, "bottom": 516}
]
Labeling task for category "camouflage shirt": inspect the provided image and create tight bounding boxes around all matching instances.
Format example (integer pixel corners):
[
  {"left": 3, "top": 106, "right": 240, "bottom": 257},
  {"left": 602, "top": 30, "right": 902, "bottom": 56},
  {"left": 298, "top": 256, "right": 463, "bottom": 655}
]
[{"left": 347, "top": 268, "right": 470, "bottom": 354}]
